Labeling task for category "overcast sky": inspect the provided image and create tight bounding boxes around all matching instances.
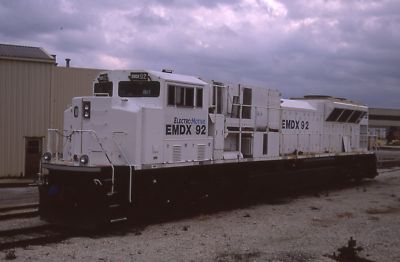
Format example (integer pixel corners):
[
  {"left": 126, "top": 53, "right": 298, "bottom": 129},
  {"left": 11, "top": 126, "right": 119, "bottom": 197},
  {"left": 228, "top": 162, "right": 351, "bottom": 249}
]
[{"left": 0, "top": 0, "right": 399, "bottom": 107}]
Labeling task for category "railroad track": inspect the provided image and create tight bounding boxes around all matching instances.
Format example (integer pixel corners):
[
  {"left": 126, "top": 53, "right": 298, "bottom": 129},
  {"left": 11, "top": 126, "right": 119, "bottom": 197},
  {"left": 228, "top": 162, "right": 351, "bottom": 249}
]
[
  {"left": 0, "top": 224, "right": 71, "bottom": 251},
  {"left": 0, "top": 203, "right": 39, "bottom": 220},
  {"left": 0, "top": 203, "right": 72, "bottom": 250}
]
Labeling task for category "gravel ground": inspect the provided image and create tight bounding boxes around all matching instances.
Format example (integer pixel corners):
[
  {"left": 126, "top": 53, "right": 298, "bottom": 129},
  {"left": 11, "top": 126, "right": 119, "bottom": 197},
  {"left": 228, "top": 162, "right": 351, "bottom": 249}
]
[{"left": 3, "top": 168, "right": 400, "bottom": 262}]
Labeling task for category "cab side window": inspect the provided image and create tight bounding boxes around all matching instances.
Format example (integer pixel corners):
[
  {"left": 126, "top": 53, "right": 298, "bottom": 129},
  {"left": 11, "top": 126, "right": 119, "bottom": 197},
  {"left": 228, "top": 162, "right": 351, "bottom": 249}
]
[{"left": 168, "top": 85, "right": 202, "bottom": 108}]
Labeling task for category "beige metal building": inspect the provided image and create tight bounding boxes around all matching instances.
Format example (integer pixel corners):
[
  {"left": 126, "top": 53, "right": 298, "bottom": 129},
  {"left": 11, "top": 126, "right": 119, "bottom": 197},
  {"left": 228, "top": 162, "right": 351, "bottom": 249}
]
[
  {"left": 0, "top": 44, "right": 102, "bottom": 177},
  {"left": 369, "top": 108, "right": 400, "bottom": 128},
  {"left": 368, "top": 107, "right": 400, "bottom": 142}
]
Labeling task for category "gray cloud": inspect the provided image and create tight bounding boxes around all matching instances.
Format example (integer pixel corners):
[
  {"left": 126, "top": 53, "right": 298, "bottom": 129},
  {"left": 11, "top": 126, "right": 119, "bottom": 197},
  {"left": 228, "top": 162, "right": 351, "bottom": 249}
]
[{"left": 0, "top": 0, "right": 399, "bottom": 107}]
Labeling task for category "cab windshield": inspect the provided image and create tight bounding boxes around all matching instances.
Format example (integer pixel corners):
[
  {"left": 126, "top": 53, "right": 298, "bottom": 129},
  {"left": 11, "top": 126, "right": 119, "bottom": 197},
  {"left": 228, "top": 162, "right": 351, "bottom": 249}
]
[
  {"left": 94, "top": 82, "right": 113, "bottom": 96},
  {"left": 118, "top": 81, "right": 160, "bottom": 97}
]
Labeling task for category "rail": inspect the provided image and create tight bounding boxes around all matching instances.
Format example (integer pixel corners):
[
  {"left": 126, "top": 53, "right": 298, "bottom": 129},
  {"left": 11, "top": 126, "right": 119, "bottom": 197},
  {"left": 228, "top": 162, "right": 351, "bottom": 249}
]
[
  {"left": 0, "top": 203, "right": 38, "bottom": 221},
  {"left": 0, "top": 224, "right": 71, "bottom": 251}
]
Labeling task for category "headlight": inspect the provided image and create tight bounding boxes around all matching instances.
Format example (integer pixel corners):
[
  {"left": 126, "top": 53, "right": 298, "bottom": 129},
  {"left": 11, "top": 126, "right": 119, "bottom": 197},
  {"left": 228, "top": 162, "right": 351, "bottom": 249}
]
[
  {"left": 43, "top": 152, "right": 52, "bottom": 162},
  {"left": 82, "top": 101, "right": 91, "bottom": 119},
  {"left": 79, "top": 155, "right": 89, "bottom": 165}
]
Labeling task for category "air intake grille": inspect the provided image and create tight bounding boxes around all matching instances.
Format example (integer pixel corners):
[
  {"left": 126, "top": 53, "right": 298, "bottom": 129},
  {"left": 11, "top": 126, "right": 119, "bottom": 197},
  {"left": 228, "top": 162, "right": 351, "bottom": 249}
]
[
  {"left": 172, "top": 145, "right": 182, "bottom": 162},
  {"left": 197, "top": 144, "right": 206, "bottom": 160}
]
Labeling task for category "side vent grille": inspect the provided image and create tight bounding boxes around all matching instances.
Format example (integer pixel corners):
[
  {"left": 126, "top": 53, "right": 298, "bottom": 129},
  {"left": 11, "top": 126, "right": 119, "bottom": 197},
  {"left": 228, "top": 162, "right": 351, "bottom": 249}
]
[
  {"left": 197, "top": 144, "right": 206, "bottom": 160},
  {"left": 172, "top": 145, "right": 182, "bottom": 162}
]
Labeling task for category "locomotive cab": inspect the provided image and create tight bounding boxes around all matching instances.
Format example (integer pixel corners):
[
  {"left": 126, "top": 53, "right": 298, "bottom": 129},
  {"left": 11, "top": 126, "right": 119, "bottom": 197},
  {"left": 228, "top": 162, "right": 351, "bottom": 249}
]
[{"left": 56, "top": 70, "right": 212, "bottom": 169}]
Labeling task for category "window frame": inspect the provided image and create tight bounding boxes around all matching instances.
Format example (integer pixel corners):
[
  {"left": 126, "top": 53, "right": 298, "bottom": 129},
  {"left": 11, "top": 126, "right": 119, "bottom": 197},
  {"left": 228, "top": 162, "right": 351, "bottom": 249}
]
[
  {"left": 326, "top": 108, "right": 344, "bottom": 122},
  {"left": 167, "top": 84, "right": 203, "bottom": 108},
  {"left": 196, "top": 88, "right": 203, "bottom": 108},
  {"left": 337, "top": 109, "right": 353, "bottom": 122},
  {"left": 348, "top": 110, "right": 362, "bottom": 123},
  {"left": 94, "top": 81, "right": 113, "bottom": 97}
]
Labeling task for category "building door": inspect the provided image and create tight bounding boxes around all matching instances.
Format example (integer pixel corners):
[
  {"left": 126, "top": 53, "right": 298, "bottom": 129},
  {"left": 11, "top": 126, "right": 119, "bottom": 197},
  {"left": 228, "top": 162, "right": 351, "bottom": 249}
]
[{"left": 25, "top": 137, "right": 42, "bottom": 177}]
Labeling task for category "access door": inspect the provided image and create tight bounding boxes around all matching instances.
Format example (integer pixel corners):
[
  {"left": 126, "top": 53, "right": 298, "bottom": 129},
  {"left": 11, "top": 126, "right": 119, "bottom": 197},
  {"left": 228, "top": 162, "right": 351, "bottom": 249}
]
[{"left": 24, "top": 137, "right": 42, "bottom": 177}]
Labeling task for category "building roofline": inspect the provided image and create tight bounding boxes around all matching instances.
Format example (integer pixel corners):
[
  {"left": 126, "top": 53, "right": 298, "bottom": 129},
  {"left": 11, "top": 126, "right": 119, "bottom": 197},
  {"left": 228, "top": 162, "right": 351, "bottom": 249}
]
[
  {"left": 0, "top": 55, "right": 56, "bottom": 64},
  {"left": 0, "top": 43, "right": 55, "bottom": 64}
]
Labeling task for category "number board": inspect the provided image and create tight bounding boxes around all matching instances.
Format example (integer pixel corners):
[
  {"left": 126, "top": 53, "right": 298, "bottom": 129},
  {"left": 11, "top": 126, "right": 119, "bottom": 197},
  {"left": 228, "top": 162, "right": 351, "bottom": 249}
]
[{"left": 130, "top": 72, "right": 148, "bottom": 81}]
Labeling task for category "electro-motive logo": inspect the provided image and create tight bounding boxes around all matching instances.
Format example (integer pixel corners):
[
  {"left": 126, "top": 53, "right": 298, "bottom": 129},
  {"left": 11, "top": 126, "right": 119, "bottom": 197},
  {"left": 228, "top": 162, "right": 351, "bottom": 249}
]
[{"left": 166, "top": 117, "right": 207, "bottom": 135}]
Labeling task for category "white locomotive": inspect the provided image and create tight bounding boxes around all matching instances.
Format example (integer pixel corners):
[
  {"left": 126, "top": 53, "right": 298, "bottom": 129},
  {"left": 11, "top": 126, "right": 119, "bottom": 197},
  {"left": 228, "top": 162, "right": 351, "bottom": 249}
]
[{"left": 39, "top": 70, "right": 377, "bottom": 225}]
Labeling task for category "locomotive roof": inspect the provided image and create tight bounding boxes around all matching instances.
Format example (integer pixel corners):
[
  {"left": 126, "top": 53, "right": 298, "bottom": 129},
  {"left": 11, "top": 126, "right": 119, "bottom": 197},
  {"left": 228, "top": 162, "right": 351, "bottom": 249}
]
[
  {"left": 147, "top": 70, "right": 208, "bottom": 86},
  {"left": 291, "top": 95, "right": 365, "bottom": 107},
  {"left": 281, "top": 99, "right": 316, "bottom": 111},
  {"left": 102, "top": 70, "right": 208, "bottom": 86}
]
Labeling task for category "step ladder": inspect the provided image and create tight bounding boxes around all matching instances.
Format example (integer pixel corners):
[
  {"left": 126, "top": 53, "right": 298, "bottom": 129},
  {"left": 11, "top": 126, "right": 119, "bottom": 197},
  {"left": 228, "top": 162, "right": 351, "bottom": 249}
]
[{"left": 106, "top": 192, "right": 128, "bottom": 223}]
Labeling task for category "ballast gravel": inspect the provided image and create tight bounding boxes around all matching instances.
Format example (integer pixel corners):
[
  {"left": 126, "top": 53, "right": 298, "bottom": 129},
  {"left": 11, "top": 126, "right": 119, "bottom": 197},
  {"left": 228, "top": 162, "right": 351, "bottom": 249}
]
[{"left": 4, "top": 168, "right": 400, "bottom": 262}]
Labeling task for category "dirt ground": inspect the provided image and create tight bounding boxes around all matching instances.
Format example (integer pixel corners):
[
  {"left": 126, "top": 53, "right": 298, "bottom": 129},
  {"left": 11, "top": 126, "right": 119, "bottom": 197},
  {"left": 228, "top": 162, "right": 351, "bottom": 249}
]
[{"left": 4, "top": 168, "right": 400, "bottom": 262}]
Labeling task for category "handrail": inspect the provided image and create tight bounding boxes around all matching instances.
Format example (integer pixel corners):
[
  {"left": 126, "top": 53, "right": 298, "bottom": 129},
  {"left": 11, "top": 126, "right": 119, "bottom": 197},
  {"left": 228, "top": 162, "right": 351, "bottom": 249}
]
[
  {"left": 238, "top": 102, "right": 242, "bottom": 156},
  {"left": 46, "top": 128, "right": 135, "bottom": 197},
  {"left": 73, "top": 129, "right": 116, "bottom": 194},
  {"left": 366, "top": 134, "right": 378, "bottom": 152},
  {"left": 47, "top": 128, "right": 77, "bottom": 161},
  {"left": 226, "top": 100, "right": 283, "bottom": 158},
  {"left": 112, "top": 132, "right": 133, "bottom": 203},
  {"left": 47, "top": 129, "right": 60, "bottom": 159}
]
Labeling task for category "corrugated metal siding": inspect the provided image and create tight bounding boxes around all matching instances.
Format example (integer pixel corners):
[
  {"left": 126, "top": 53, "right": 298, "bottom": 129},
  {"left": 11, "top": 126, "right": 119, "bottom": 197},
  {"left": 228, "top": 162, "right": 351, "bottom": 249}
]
[
  {"left": 0, "top": 60, "right": 52, "bottom": 177},
  {"left": 51, "top": 67, "right": 102, "bottom": 132},
  {"left": 0, "top": 59, "right": 103, "bottom": 177}
]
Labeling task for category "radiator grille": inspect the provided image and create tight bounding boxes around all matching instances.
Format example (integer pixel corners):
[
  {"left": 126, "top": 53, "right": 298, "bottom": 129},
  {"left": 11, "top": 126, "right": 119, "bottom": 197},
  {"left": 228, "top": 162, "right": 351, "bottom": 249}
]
[
  {"left": 172, "top": 145, "right": 182, "bottom": 162},
  {"left": 197, "top": 144, "right": 206, "bottom": 160}
]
